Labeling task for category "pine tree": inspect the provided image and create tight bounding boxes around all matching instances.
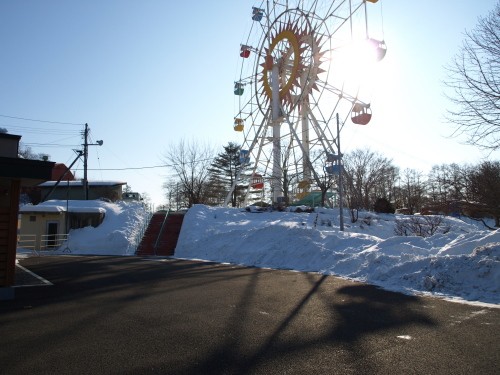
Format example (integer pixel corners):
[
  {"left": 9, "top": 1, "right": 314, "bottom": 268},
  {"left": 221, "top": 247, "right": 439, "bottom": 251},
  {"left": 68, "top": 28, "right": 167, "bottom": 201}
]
[{"left": 208, "top": 142, "right": 249, "bottom": 207}]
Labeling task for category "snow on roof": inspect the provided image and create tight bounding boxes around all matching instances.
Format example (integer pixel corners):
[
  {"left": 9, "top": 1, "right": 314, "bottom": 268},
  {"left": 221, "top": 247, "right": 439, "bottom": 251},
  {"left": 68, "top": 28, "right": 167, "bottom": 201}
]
[
  {"left": 38, "top": 180, "right": 126, "bottom": 187},
  {"left": 20, "top": 200, "right": 107, "bottom": 214},
  {"left": 20, "top": 205, "right": 106, "bottom": 214},
  {"left": 20, "top": 205, "right": 65, "bottom": 213}
]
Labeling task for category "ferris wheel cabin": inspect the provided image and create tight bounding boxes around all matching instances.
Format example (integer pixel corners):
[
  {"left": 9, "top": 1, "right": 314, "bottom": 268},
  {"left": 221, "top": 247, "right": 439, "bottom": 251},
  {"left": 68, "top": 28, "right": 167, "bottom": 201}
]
[
  {"left": 369, "top": 38, "right": 387, "bottom": 61},
  {"left": 351, "top": 103, "right": 372, "bottom": 125},
  {"left": 234, "top": 118, "right": 244, "bottom": 132},
  {"left": 252, "top": 7, "right": 264, "bottom": 22},
  {"left": 240, "top": 45, "right": 251, "bottom": 58},
  {"left": 239, "top": 149, "right": 250, "bottom": 164},
  {"left": 250, "top": 174, "right": 264, "bottom": 190},
  {"left": 234, "top": 82, "right": 244, "bottom": 96}
]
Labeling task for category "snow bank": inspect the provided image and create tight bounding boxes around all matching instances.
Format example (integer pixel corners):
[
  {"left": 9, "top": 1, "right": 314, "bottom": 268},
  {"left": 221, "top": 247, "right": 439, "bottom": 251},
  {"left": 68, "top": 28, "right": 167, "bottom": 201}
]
[
  {"left": 26, "top": 200, "right": 149, "bottom": 256},
  {"left": 175, "top": 205, "right": 499, "bottom": 305}
]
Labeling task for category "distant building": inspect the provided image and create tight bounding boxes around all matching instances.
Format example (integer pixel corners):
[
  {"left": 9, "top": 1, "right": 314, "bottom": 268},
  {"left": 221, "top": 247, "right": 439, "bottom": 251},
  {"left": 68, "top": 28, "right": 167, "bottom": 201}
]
[
  {"left": 21, "top": 163, "right": 75, "bottom": 205},
  {"left": 122, "top": 192, "right": 142, "bottom": 201},
  {"left": 51, "top": 163, "right": 75, "bottom": 181},
  {"left": 39, "top": 180, "right": 127, "bottom": 202}
]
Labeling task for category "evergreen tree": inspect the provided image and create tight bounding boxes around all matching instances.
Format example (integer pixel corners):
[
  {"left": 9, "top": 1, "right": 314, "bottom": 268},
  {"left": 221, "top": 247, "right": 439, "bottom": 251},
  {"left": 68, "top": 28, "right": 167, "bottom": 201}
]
[{"left": 208, "top": 142, "right": 249, "bottom": 207}]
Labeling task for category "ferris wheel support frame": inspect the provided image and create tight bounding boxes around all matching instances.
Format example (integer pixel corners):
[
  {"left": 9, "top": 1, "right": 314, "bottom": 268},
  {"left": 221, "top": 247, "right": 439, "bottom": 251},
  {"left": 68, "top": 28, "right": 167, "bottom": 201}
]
[
  {"left": 300, "top": 101, "right": 312, "bottom": 184},
  {"left": 271, "top": 63, "right": 283, "bottom": 205},
  {"left": 282, "top": 110, "right": 323, "bottom": 188}
]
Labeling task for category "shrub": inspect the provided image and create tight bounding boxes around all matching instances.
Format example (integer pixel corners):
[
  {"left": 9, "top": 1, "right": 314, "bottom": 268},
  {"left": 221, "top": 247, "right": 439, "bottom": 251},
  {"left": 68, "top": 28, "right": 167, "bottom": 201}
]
[
  {"left": 374, "top": 197, "right": 395, "bottom": 214},
  {"left": 394, "top": 215, "right": 450, "bottom": 237}
]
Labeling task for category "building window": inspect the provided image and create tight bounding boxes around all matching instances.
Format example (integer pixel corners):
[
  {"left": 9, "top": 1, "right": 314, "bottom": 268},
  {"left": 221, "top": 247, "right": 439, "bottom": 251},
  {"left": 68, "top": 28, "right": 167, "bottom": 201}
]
[{"left": 29, "top": 215, "right": 36, "bottom": 222}]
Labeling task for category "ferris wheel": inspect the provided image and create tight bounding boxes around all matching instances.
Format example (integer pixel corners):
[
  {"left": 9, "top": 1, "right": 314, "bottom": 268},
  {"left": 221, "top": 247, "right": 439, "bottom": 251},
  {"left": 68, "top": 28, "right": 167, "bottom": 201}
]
[{"left": 227, "top": 0, "right": 386, "bottom": 206}]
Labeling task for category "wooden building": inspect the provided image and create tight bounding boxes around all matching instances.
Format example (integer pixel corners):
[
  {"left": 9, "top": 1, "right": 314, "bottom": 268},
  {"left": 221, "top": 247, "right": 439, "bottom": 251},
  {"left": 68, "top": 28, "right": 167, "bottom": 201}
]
[{"left": 0, "top": 132, "right": 54, "bottom": 300}]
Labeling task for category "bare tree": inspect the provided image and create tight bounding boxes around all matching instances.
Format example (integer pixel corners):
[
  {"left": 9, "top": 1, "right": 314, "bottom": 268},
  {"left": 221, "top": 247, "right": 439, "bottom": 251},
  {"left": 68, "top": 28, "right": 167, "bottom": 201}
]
[
  {"left": 317, "top": 173, "right": 336, "bottom": 208},
  {"left": 139, "top": 191, "right": 152, "bottom": 211},
  {"left": 163, "top": 139, "right": 215, "bottom": 207},
  {"left": 427, "top": 163, "right": 470, "bottom": 205},
  {"left": 18, "top": 143, "right": 50, "bottom": 160},
  {"left": 163, "top": 179, "right": 188, "bottom": 210},
  {"left": 469, "top": 160, "right": 500, "bottom": 226},
  {"left": 394, "top": 215, "right": 449, "bottom": 237},
  {"left": 342, "top": 149, "right": 396, "bottom": 213},
  {"left": 444, "top": 3, "right": 500, "bottom": 150},
  {"left": 398, "top": 168, "right": 427, "bottom": 214}
]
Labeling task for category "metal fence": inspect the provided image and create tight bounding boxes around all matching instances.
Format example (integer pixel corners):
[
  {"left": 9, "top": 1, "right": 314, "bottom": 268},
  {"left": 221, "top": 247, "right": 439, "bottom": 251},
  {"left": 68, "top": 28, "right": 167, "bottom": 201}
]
[
  {"left": 17, "top": 234, "right": 69, "bottom": 255},
  {"left": 132, "top": 210, "right": 154, "bottom": 252}
]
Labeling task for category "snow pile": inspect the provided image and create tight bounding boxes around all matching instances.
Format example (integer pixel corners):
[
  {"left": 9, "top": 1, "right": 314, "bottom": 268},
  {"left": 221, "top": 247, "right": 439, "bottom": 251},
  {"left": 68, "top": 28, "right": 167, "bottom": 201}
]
[
  {"left": 22, "top": 200, "right": 149, "bottom": 256},
  {"left": 64, "top": 200, "right": 148, "bottom": 255},
  {"left": 175, "top": 205, "right": 500, "bottom": 305}
]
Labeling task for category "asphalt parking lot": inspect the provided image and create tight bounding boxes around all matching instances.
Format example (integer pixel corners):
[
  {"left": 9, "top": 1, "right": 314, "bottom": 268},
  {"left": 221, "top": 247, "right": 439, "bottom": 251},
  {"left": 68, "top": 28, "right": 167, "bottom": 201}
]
[{"left": 1, "top": 256, "right": 499, "bottom": 374}]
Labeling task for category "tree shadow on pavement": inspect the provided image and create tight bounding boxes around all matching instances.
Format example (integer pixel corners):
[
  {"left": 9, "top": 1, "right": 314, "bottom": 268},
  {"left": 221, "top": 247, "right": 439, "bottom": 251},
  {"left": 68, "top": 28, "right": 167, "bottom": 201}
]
[
  {"left": 181, "top": 272, "right": 436, "bottom": 375},
  {"left": 2, "top": 257, "right": 438, "bottom": 375}
]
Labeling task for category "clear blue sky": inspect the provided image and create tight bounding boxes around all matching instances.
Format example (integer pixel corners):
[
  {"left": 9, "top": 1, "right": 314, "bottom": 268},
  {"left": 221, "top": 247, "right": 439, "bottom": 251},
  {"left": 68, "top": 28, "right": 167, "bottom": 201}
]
[{"left": 1, "top": 0, "right": 498, "bottom": 207}]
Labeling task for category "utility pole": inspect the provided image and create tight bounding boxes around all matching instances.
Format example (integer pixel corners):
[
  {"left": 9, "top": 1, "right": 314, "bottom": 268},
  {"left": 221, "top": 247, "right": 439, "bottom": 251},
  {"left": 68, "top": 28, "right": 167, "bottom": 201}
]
[
  {"left": 82, "top": 123, "right": 103, "bottom": 200},
  {"left": 83, "top": 123, "right": 89, "bottom": 200}
]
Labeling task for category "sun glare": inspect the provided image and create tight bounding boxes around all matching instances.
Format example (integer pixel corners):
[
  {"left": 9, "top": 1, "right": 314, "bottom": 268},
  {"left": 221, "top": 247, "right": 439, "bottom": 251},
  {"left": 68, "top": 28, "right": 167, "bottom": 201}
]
[
  {"left": 321, "top": 37, "right": 386, "bottom": 102},
  {"left": 331, "top": 39, "right": 382, "bottom": 82}
]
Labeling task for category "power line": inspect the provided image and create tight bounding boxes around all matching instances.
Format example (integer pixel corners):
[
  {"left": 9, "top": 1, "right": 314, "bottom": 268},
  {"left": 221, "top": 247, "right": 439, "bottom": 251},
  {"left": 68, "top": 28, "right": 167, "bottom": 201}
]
[
  {"left": 0, "top": 114, "right": 84, "bottom": 126},
  {"left": 1, "top": 123, "right": 78, "bottom": 135},
  {"left": 74, "top": 164, "right": 170, "bottom": 171},
  {"left": 72, "top": 157, "right": 216, "bottom": 171},
  {"left": 23, "top": 143, "right": 81, "bottom": 148}
]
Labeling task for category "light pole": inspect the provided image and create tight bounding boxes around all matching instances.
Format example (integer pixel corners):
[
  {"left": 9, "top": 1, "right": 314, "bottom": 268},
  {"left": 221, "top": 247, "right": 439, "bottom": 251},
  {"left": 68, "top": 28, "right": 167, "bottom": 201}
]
[{"left": 336, "top": 113, "right": 344, "bottom": 231}]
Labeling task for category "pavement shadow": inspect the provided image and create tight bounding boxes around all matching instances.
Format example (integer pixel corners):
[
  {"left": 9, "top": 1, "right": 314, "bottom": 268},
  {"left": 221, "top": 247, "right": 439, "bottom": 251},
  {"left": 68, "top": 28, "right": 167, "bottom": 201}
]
[
  {"left": 181, "top": 272, "right": 437, "bottom": 375},
  {"left": 326, "top": 283, "right": 436, "bottom": 374},
  {"left": 332, "top": 283, "right": 435, "bottom": 342},
  {"left": 2, "top": 257, "right": 438, "bottom": 375}
]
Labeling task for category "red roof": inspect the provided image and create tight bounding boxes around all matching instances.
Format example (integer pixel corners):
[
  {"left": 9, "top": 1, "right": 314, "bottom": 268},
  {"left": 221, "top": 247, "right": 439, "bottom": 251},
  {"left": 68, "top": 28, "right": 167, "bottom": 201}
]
[{"left": 51, "top": 163, "right": 75, "bottom": 181}]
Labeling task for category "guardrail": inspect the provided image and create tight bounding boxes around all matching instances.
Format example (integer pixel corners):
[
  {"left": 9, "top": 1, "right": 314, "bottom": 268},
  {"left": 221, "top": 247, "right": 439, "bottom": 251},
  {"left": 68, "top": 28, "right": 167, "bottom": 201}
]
[
  {"left": 154, "top": 209, "right": 170, "bottom": 256},
  {"left": 17, "top": 234, "right": 69, "bottom": 255},
  {"left": 133, "top": 210, "right": 153, "bottom": 252},
  {"left": 17, "top": 234, "right": 37, "bottom": 254}
]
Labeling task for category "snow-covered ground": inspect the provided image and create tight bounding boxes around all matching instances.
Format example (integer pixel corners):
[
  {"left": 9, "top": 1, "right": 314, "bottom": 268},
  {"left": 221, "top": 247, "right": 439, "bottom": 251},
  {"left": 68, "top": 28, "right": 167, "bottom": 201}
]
[
  {"left": 18, "top": 201, "right": 500, "bottom": 306},
  {"left": 176, "top": 205, "right": 499, "bottom": 306}
]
